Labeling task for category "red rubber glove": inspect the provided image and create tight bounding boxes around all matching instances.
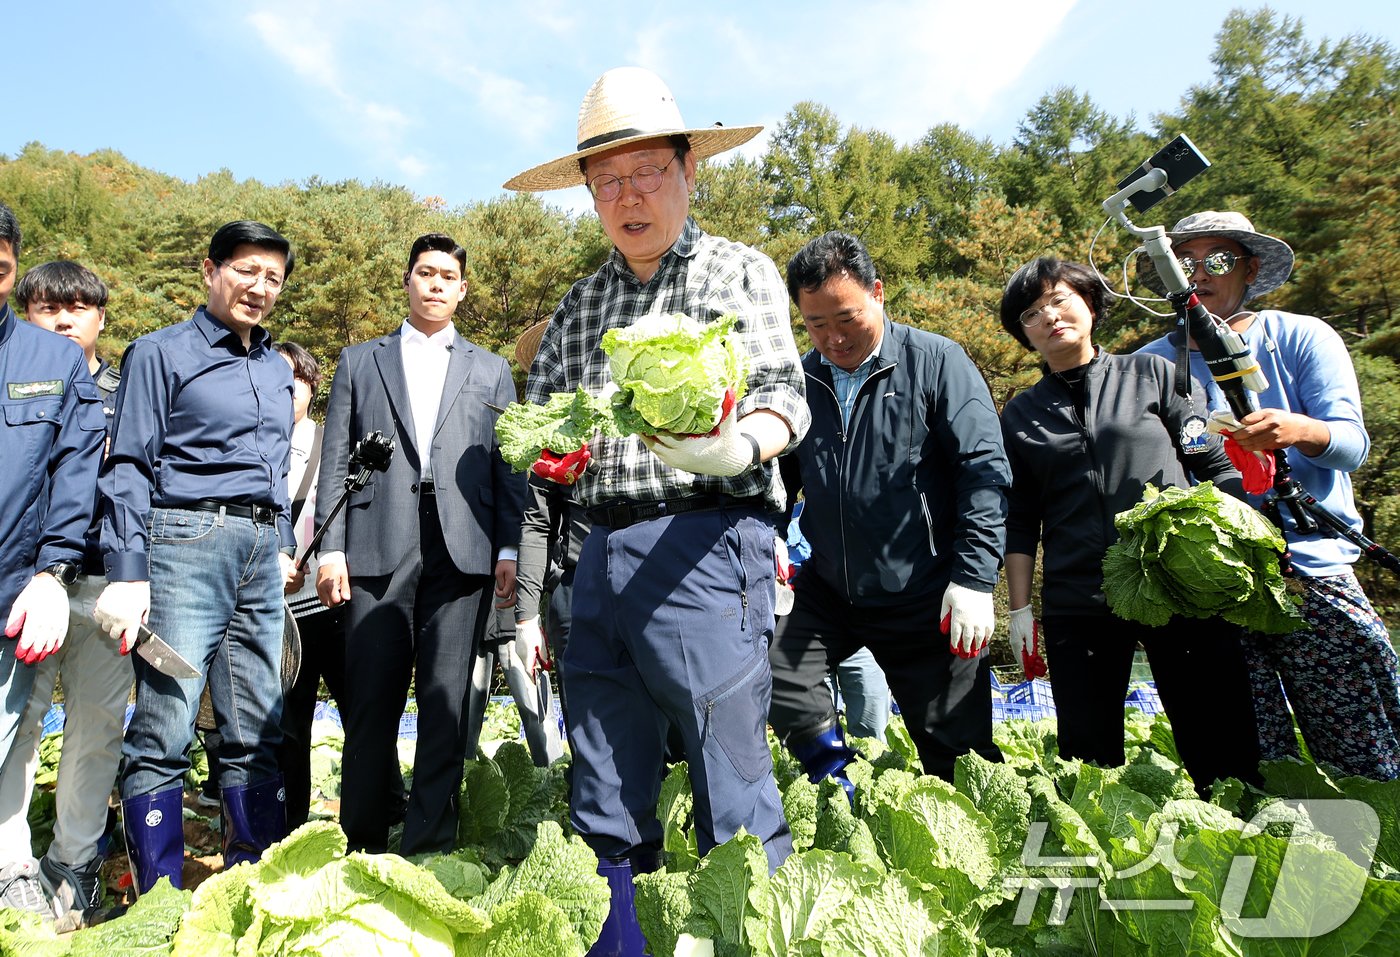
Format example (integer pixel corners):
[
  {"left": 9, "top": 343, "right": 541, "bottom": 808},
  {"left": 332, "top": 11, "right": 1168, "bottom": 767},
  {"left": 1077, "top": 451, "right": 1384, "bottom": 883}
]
[
  {"left": 531, "top": 445, "right": 590, "bottom": 485},
  {"left": 1008, "top": 606, "right": 1048, "bottom": 680},
  {"left": 1221, "top": 433, "right": 1276, "bottom": 495}
]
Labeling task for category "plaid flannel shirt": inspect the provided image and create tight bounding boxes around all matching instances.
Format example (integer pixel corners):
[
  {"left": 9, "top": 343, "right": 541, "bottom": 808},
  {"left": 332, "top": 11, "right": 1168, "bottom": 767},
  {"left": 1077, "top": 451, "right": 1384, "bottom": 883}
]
[{"left": 525, "top": 217, "right": 809, "bottom": 510}]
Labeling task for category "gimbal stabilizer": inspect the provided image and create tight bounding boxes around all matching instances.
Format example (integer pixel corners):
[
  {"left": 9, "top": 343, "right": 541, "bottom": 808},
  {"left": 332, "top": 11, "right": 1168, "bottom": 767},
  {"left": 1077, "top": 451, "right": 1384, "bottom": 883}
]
[
  {"left": 1102, "top": 136, "right": 1399, "bottom": 574},
  {"left": 296, "top": 430, "right": 396, "bottom": 572}
]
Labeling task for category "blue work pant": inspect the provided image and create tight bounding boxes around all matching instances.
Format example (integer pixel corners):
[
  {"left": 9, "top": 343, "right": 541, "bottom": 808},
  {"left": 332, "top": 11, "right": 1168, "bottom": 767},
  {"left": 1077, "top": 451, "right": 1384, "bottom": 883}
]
[
  {"left": 121, "top": 507, "right": 284, "bottom": 798},
  {"left": 564, "top": 506, "right": 792, "bottom": 872}
]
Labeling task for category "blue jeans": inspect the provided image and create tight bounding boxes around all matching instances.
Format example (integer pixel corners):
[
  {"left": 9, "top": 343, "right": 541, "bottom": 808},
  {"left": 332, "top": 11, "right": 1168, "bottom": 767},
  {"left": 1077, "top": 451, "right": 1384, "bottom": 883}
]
[
  {"left": 829, "top": 647, "right": 890, "bottom": 742},
  {"left": 120, "top": 507, "right": 285, "bottom": 798}
]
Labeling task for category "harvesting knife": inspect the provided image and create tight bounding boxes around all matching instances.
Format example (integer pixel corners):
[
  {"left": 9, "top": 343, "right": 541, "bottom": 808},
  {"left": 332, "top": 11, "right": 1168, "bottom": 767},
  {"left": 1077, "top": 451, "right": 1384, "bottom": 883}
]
[{"left": 130, "top": 623, "right": 202, "bottom": 679}]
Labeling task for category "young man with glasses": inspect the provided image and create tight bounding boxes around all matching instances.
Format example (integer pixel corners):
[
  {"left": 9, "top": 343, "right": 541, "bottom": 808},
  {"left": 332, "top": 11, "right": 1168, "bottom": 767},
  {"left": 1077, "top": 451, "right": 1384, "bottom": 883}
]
[
  {"left": 505, "top": 66, "right": 808, "bottom": 955},
  {"left": 91, "top": 220, "right": 300, "bottom": 892},
  {"left": 1137, "top": 211, "right": 1400, "bottom": 781},
  {"left": 0, "top": 206, "right": 107, "bottom": 919}
]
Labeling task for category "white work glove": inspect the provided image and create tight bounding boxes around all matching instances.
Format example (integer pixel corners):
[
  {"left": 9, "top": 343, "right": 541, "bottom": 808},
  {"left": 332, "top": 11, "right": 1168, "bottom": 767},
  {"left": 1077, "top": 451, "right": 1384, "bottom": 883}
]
[
  {"left": 514, "top": 616, "right": 551, "bottom": 678},
  {"left": 93, "top": 580, "right": 151, "bottom": 654},
  {"left": 774, "top": 536, "right": 795, "bottom": 617},
  {"left": 5, "top": 573, "right": 71, "bottom": 664},
  {"left": 1008, "top": 605, "right": 1048, "bottom": 680},
  {"left": 939, "top": 582, "right": 994, "bottom": 658},
  {"left": 645, "top": 406, "right": 756, "bottom": 478}
]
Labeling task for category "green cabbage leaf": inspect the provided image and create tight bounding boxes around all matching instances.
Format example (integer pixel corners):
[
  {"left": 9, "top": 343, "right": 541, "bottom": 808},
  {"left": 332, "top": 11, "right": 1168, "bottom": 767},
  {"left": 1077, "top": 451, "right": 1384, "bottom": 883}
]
[{"left": 1102, "top": 482, "right": 1303, "bottom": 633}]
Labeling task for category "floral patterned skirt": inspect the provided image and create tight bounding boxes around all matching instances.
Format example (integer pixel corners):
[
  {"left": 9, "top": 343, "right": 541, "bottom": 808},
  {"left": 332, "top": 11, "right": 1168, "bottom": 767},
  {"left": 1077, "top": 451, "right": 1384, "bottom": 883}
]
[{"left": 1244, "top": 571, "right": 1400, "bottom": 780}]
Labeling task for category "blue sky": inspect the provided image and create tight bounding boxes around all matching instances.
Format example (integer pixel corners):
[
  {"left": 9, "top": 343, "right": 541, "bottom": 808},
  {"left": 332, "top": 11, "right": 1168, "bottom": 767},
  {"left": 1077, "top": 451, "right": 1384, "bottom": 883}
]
[{"left": 6, "top": 1, "right": 1396, "bottom": 213}]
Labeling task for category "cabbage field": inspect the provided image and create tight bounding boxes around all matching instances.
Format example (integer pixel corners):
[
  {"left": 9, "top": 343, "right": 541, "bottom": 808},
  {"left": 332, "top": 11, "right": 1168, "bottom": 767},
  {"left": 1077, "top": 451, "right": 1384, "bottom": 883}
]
[{"left": 4, "top": 706, "right": 1400, "bottom": 955}]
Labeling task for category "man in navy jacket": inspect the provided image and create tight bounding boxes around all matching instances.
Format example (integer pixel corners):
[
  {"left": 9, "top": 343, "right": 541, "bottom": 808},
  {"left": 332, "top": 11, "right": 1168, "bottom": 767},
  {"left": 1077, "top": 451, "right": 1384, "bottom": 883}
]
[
  {"left": 0, "top": 204, "right": 106, "bottom": 915},
  {"left": 769, "top": 231, "right": 1011, "bottom": 784}
]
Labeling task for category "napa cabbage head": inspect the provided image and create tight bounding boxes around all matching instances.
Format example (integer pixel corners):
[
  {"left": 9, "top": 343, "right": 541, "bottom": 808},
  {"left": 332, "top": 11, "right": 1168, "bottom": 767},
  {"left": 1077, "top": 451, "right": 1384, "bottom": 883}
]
[
  {"left": 1103, "top": 482, "right": 1302, "bottom": 633},
  {"left": 601, "top": 312, "right": 748, "bottom": 436}
]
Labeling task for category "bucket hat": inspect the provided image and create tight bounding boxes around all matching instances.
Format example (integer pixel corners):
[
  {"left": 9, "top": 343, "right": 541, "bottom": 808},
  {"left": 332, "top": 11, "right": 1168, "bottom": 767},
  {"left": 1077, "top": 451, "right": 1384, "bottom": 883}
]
[{"left": 1137, "top": 211, "right": 1294, "bottom": 302}]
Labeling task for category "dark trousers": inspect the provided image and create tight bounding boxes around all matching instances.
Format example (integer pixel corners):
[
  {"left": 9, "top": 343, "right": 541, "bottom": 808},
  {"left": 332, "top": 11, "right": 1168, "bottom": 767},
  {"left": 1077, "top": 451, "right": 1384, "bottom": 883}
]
[
  {"left": 768, "top": 573, "right": 1000, "bottom": 780},
  {"left": 275, "top": 606, "right": 346, "bottom": 829},
  {"left": 340, "top": 494, "right": 490, "bottom": 855},
  {"left": 545, "top": 570, "right": 573, "bottom": 726},
  {"left": 1043, "top": 613, "right": 1261, "bottom": 790}
]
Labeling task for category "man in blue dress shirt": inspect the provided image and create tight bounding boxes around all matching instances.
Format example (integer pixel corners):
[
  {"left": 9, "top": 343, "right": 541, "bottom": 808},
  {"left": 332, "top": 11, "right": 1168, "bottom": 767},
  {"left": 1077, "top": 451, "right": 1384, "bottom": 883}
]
[{"left": 92, "top": 221, "right": 299, "bottom": 893}]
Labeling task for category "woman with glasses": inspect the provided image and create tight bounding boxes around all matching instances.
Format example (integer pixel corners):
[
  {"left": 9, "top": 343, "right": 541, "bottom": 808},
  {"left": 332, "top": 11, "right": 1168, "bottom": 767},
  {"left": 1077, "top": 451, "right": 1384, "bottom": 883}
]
[{"left": 998, "top": 257, "right": 1261, "bottom": 794}]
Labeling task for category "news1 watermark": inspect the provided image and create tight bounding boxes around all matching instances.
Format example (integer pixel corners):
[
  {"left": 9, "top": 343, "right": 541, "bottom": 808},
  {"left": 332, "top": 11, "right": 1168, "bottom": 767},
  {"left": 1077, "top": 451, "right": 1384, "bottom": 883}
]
[{"left": 1005, "top": 799, "right": 1381, "bottom": 937}]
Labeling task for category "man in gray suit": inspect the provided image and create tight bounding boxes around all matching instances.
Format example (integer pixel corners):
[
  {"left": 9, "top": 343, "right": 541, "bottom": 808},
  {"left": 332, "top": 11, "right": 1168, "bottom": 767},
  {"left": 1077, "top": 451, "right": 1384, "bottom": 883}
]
[{"left": 314, "top": 233, "right": 524, "bottom": 855}]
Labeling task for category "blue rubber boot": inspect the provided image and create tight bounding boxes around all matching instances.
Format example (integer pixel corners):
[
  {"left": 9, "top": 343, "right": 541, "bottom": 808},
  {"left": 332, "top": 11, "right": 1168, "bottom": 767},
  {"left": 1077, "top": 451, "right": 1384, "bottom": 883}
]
[
  {"left": 221, "top": 776, "right": 288, "bottom": 869},
  {"left": 789, "top": 723, "right": 857, "bottom": 801},
  {"left": 586, "top": 855, "right": 649, "bottom": 956},
  {"left": 121, "top": 786, "right": 186, "bottom": 893}
]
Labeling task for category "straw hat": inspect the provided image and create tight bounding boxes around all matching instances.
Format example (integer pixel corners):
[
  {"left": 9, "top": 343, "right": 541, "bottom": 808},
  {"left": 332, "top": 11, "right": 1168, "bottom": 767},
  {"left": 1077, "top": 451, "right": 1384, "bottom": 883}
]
[
  {"left": 1137, "top": 211, "right": 1295, "bottom": 302},
  {"left": 515, "top": 319, "right": 549, "bottom": 370},
  {"left": 504, "top": 67, "right": 763, "bottom": 192}
]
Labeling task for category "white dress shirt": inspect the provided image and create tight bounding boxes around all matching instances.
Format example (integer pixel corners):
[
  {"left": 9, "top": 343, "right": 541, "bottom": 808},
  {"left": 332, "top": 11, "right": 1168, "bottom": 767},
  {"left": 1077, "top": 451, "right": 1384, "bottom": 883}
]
[
  {"left": 399, "top": 319, "right": 455, "bottom": 482},
  {"left": 319, "top": 319, "right": 516, "bottom": 571}
]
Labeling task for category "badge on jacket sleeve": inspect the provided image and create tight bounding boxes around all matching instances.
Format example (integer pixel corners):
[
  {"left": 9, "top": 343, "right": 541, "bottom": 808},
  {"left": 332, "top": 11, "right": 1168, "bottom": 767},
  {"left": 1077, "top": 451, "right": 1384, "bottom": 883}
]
[
  {"left": 1179, "top": 414, "right": 1210, "bottom": 455},
  {"left": 8, "top": 379, "right": 64, "bottom": 399}
]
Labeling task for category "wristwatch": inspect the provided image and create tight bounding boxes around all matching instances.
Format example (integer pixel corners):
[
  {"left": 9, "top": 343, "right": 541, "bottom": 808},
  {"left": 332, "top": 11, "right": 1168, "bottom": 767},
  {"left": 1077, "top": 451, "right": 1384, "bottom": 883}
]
[
  {"left": 743, "top": 433, "right": 763, "bottom": 470},
  {"left": 43, "top": 561, "right": 81, "bottom": 587}
]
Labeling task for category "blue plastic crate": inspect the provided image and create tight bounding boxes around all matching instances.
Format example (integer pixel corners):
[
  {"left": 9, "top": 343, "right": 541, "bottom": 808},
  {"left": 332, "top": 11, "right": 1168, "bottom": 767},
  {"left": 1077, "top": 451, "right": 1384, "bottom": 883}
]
[
  {"left": 1124, "top": 682, "right": 1164, "bottom": 715},
  {"left": 1004, "top": 678, "right": 1055, "bottom": 707},
  {"left": 312, "top": 701, "right": 344, "bottom": 729},
  {"left": 996, "top": 701, "right": 1056, "bottom": 722}
]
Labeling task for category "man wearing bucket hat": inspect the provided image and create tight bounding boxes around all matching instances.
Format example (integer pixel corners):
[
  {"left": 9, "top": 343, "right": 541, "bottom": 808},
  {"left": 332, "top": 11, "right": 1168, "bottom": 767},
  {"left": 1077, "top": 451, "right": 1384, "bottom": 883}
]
[
  {"left": 1137, "top": 211, "right": 1400, "bottom": 780},
  {"left": 505, "top": 66, "right": 809, "bottom": 954}
]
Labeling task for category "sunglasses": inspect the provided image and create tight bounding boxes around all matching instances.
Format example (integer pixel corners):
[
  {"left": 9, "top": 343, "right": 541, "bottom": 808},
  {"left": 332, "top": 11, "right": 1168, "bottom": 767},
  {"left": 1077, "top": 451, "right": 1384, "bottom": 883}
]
[{"left": 1177, "top": 250, "right": 1251, "bottom": 278}]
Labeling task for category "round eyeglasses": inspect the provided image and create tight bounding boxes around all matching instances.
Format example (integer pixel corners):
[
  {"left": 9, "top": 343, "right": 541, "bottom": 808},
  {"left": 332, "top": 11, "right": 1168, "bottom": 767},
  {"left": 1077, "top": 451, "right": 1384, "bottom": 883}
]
[
  {"left": 586, "top": 151, "right": 683, "bottom": 202},
  {"left": 1019, "top": 292, "right": 1077, "bottom": 328},
  {"left": 219, "top": 261, "right": 286, "bottom": 294},
  {"left": 1177, "top": 250, "right": 1251, "bottom": 279}
]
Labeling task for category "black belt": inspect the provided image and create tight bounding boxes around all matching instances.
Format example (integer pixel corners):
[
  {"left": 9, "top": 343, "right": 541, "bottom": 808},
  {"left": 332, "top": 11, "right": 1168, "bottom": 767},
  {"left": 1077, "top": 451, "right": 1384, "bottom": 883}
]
[
  {"left": 586, "top": 495, "right": 765, "bottom": 531},
  {"left": 185, "top": 500, "right": 278, "bottom": 525},
  {"left": 419, "top": 480, "right": 436, "bottom": 496}
]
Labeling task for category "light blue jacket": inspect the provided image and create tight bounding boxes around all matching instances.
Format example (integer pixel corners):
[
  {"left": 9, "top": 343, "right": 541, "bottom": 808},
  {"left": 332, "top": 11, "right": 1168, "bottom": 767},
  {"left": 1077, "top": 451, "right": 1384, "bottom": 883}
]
[{"left": 1139, "top": 310, "right": 1369, "bottom": 576}]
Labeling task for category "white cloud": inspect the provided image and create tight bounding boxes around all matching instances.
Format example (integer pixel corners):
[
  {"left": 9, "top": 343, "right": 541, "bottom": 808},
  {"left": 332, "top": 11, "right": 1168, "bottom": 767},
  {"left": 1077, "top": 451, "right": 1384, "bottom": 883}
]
[
  {"left": 398, "top": 154, "right": 430, "bottom": 179},
  {"left": 850, "top": 0, "right": 1080, "bottom": 140},
  {"left": 247, "top": 10, "right": 343, "bottom": 87},
  {"left": 610, "top": 0, "right": 1080, "bottom": 146}
]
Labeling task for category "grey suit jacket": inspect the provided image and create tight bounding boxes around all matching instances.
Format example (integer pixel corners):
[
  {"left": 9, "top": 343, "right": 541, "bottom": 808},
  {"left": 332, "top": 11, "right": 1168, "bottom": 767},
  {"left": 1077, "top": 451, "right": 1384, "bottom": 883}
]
[{"left": 315, "top": 325, "right": 524, "bottom": 578}]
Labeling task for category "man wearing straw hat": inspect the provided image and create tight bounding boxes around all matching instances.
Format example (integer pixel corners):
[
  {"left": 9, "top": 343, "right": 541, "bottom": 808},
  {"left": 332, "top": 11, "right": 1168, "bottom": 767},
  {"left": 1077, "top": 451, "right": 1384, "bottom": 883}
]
[
  {"left": 1137, "top": 211, "right": 1400, "bottom": 781},
  {"left": 505, "top": 66, "right": 809, "bottom": 954}
]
